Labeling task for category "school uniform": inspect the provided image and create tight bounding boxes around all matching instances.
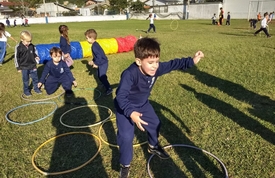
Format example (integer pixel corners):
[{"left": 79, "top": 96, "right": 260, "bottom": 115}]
[
  {"left": 60, "top": 36, "right": 73, "bottom": 67},
  {"left": 39, "top": 60, "right": 75, "bottom": 95},
  {"left": 114, "top": 57, "right": 194, "bottom": 165},
  {"left": 91, "top": 41, "right": 111, "bottom": 91}
]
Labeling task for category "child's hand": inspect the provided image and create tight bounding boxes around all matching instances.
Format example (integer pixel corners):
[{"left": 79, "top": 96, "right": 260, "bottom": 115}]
[
  {"left": 37, "top": 82, "right": 42, "bottom": 88},
  {"left": 17, "top": 70, "right": 22, "bottom": 73},
  {"left": 130, "top": 111, "right": 148, "bottom": 131},
  {"left": 88, "top": 61, "right": 94, "bottom": 66},
  {"left": 73, "top": 81, "right": 77, "bottom": 87},
  {"left": 93, "top": 64, "right": 98, "bottom": 68},
  {"left": 193, "top": 51, "right": 204, "bottom": 64}
]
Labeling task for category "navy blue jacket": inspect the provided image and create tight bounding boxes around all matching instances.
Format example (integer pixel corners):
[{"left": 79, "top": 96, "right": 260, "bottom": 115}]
[
  {"left": 92, "top": 41, "right": 108, "bottom": 66},
  {"left": 114, "top": 57, "right": 194, "bottom": 117},
  {"left": 59, "top": 36, "right": 71, "bottom": 54},
  {"left": 14, "top": 42, "right": 38, "bottom": 70},
  {"left": 39, "top": 60, "right": 75, "bottom": 84}
]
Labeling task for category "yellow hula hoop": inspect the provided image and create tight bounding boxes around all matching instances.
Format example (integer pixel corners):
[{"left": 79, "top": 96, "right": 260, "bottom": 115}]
[
  {"left": 32, "top": 132, "right": 102, "bottom": 176},
  {"left": 98, "top": 118, "right": 147, "bottom": 148},
  {"left": 170, "top": 20, "right": 179, "bottom": 31},
  {"left": 60, "top": 105, "right": 112, "bottom": 128}
]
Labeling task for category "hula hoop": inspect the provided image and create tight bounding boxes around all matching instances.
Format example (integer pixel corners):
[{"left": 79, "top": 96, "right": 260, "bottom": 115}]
[
  {"left": 170, "top": 20, "right": 179, "bottom": 31},
  {"left": 60, "top": 105, "right": 112, "bottom": 128},
  {"left": 32, "top": 132, "right": 101, "bottom": 176},
  {"left": 147, "top": 144, "right": 229, "bottom": 178},
  {"left": 21, "top": 91, "right": 65, "bottom": 102},
  {"left": 58, "top": 88, "right": 101, "bottom": 105},
  {"left": 98, "top": 118, "right": 147, "bottom": 148},
  {"left": 5, "top": 101, "right": 57, "bottom": 125}
]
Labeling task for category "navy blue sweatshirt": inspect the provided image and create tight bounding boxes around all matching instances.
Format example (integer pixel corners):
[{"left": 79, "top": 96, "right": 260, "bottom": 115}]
[
  {"left": 92, "top": 41, "right": 108, "bottom": 66},
  {"left": 114, "top": 57, "right": 194, "bottom": 117},
  {"left": 59, "top": 36, "right": 71, "bottom": 54},
  {"left": 39, "top": 60, "right": 75, "bottom": 84}
]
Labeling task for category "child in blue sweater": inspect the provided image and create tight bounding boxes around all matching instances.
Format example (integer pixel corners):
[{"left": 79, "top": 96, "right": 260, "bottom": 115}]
[
  {"left": 59, "top": 25, "right": 73, "bottom": 67},
  {"left": 38, "top": 47, "right": 77, "bottom": 96},
  {"left": 84, "top": 29, "right": 112, "bottom": 95},
  {"left": 115, "top": 37, "right": 204, "bottom": 178}
]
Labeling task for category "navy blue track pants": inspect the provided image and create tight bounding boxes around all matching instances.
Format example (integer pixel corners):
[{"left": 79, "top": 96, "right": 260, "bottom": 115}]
[
  {"left": 116, "top": 101, "right": 161, "bottom": 165},
  {"left": 45, "top": 74, "right": 72, "bottom": 95}
]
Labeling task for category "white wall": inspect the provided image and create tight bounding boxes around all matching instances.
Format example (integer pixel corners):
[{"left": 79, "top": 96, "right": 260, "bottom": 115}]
[
  {"left": 223, "top": 0, "right": 275, "bottom": 19},
  {"left": 0, "top": 15, "right": 127, "bottom": 25}
]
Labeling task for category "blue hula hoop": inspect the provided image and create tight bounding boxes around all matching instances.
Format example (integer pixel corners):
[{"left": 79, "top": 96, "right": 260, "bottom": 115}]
[{"left": 5, "top": 101, "right": 58, "bottom": 125}]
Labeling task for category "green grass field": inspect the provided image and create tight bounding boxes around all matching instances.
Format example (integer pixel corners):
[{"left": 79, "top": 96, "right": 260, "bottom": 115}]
[{"left": 0, "top": 19, "right": 275, "bottom": 178}]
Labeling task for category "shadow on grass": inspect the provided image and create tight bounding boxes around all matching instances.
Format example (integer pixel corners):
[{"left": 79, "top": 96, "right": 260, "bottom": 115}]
[
  {"left": 45, "top": 94, "right": 108, "bottom": 178},
  {"left": 82, "top": 59, "right": 120, "bottom": 171},
  {"left": 146, "top": 100, "right": 225, "bottom": 177},
  {"left": 219, "top": 32, "right": 251, "bottom": 37},
  {"left": 184, "top": 67, "right": 275, "bottom": 145}
]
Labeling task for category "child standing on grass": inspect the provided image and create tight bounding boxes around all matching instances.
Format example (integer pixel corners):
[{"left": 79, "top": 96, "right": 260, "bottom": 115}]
[
  {"left": 0, "top": 22, "right": 17, "bottom": 66},
  {"left": 226, "top": 12, "right": 231, "bottom": 25},
  {"left": 211, "top": 13, "right": 217, "bottom": 25},
  {"left": 38, "top": 47, "right": 77, "bottom": 96},
  {"left": 254, "top": 12, "right": 271, "bottom": 38},
  {"left": 146, "top": 13, "right": 156, "bottom": 33},
  {"left": 14, "top": 30, "right": 41, "bottom": 96},
  {"left": 114, "top": 37, "right": 204, "bottom": 178},
  {"left": 59, "top": 25, "right": 74, "bottom": 67},
  {"left": 84, "top": 29, "right": 112, "bottom": 95}
]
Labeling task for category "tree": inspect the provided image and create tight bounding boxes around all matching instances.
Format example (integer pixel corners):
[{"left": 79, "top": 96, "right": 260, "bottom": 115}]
[
  {"left": 109, "top": 0, "right": 128, "bottom": 14},
  {"left": 130, "top": 0, "right": 145, "bottom": 13}
]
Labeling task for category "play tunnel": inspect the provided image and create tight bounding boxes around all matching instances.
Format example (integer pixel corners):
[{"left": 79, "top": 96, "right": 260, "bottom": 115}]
[{"left": 36, "top": 35, "right": 137, "bottom": 64}]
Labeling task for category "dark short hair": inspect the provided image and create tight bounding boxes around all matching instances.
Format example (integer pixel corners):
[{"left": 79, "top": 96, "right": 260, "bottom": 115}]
[
  {"left": 50, "top": 47, "right": 62, "bottom": 56},
  {"left": 134, "top": 37, "right": 160, "bottom": 60}
]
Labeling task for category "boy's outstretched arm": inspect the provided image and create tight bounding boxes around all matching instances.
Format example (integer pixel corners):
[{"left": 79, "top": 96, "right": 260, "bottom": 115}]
[{"left": 193, "top": 51, "right": 204, "bottom": 64}]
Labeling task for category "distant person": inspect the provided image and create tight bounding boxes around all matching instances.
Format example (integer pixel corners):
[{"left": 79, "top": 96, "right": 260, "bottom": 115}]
[
  {"left": 21, "top": 17, "right": 25, "bottom": 26},
  {"left": 257, "top": 12, "right": 261, "bottom": 21},
  {"left": 59, "top": 25, "right": 73, "bottom": 67},
  {"left": 219, "top": 7, "right": 224, "bottom": 25},
  {"left": 146, "top": 13, "right": 156, "bottom": 33},
  {"left": 6, "top": 18, "right": 11, "bottom": 28},
  {"left": 226, "top": 12, "right": 230, "bottom": 25},
  {"left": 13, "top": 19, "right": 17, "bottom": 27},
  {"left": 14, "top": 31, "right": 41, "bottom": 96},
  {"left": 268, "top": 11, "right": 274, "bottom": 23},
  {"left": 84, "top": 29, "right": 113, "bottom": 95},
  {"left": 254, "top": 12, "right": 271, "bottom": 38},
  {"left": 24, "top": 18, "right": 29, "bottom": 27},
  {"left": 115, "top": 37, "right": 204, "bottom": 178},
  {"left": 0, "top": 22, "right": 17, "bottom": 66},
  {"left": 249, "top": 18, "right": 258, "bottom": 29},
  {"left": 38, "top": 47, "right": 77, "bottom": 96},
  {"left": 211, "top": 13, "right": 217, "bottom": 25}
]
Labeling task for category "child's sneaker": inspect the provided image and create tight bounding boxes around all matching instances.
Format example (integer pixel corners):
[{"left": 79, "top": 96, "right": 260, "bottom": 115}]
[
  {"left": 119, "top": 165, "right": 130, "bottom": 178},
  {"left": 106, "top": 88, "right": 113, "bottom": 95},
  {"left": 35, "top": 90, "right": 42, "bottom": 94},
  {"left": 24, "top": 92, "right": 32, "bottom": 97},
  {"left": 148, "top": 144, "right": 170, "bottom": 159}
]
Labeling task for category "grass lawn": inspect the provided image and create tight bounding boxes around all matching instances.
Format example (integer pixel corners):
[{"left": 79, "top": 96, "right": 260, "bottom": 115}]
[{"left": 0, "top": 19, "right": 275, "bottom": 178}]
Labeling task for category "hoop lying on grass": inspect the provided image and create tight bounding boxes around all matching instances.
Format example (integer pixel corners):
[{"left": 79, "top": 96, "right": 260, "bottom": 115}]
[
  {"left": 60, "top": 105, "right": 112, "bottom": 128},
  {"left": 5, "top": 101, "right": 57, "bottom": 125},
  {"left": 32, "top": 132, "right": 102, "bottom": 176},
  {"left": 147, "top": 144, "right": 229, "bottom": 178},
  {"left": 98, "top": 118, "right": 148, "bottom": 148}
]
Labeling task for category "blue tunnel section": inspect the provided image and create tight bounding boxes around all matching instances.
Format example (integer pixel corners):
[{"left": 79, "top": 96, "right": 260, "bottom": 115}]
[{"left": 36, "top": 41, "right": 83, "bottom": 64}]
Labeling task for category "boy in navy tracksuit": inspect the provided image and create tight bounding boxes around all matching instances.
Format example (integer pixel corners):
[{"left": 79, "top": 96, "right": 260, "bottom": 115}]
[
  {"left": 84, "top": 29, "right": 112, "bottom": 95},
  {"left": 38, "top": 47, "right": 77, "bottom": 96},
  {"left": 14, "top": 30, "right": 41, "bottom": 96},
  {"left": 115, "top": 37, "right": 204, "bottom": 178}
]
